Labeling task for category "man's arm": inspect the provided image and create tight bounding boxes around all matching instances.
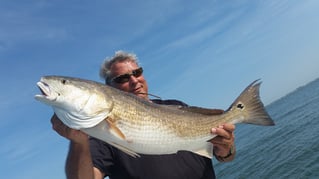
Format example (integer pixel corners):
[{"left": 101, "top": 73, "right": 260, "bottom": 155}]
[
  {"left": 51, "top": 114, "right": 104, "bottom": 179},
  {"left": 65, "top": 141, "right": 94, "bottom": 179}
]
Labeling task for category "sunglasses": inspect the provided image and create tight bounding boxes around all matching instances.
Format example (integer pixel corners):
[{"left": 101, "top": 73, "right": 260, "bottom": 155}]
[{"left": 110, "top": 67, "right": 144, "bottom": 84}]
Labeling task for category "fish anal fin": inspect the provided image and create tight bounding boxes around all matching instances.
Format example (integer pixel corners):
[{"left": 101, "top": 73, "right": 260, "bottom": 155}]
[
  {"left": 110, "top": 142, "right": 140, "bottom": 158},
  {"left": 193, "top": 143, "right": 213, "bottom": 159},
  {"left": 106, "top": 117, "right": 126, "bottom": 140}
]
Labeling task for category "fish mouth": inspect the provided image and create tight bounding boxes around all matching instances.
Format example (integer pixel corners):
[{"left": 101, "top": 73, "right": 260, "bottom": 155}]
[
  {"left": 34, "top": 80, "right": 57, "bottom": 101},
  {"left": 37, "top": 81, "right": 49, "bottom": 96}
]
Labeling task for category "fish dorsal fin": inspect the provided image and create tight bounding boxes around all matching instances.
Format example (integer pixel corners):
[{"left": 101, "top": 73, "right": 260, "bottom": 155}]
[
  {"left": 179, "top": 106, "right": 224, "bottom": 116},
  {"left": 110, "top": 142, "right": 140, "bottom": 158},
  {"left": 105, "top": 117, "right": 126, "bottom": 140},
  {"left": 193, "top": 142, "right": 214, "bottom": 159}
]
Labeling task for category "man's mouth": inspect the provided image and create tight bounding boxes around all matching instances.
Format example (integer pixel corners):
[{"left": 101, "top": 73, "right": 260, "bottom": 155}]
[
  {"left": 133, "top": 87, "right": 141, "bottom": 93},
  {"left": 131, "top": 85, "right": 143, "bottom": 93}
]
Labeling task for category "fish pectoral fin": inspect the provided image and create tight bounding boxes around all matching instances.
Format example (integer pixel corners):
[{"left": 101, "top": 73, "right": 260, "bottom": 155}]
[
  {"left": 106, "top": 117, "right": 126, "bottom": 140},
  {"left": 193, "top": 143, "right": 213, "bottom": 159},
  {"left": 110, "top": 142, "right": 140, "bottom": 158}
]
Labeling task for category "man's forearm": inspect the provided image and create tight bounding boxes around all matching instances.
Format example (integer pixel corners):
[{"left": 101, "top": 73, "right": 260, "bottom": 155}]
[{"left": 65, "top": 141, "right": 94, "bottom": 179}]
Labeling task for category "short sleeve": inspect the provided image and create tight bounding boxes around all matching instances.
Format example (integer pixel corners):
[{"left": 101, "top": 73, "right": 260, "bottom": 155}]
[{"left": 89, "top": 137, "right": 115, "bottom": 176}]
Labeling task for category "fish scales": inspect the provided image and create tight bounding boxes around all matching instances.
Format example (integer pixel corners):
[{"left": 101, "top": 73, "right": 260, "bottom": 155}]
[
  {"left": 112, "top": 96, "right": 219, "bottom": 139},
  {"left": 107, "top": 89, "right": 211, "bottom": 137},
  {"left": 35, "top": 76, "right": 275, "bottom": 158}
]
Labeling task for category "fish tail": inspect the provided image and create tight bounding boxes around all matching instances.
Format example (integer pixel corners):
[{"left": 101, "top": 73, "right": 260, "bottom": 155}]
[{"left": 227, "top": 80, "right": 275, "bottom": 126}]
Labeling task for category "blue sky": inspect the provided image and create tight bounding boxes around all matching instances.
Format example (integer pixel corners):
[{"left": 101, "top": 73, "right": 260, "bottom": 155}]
[{"left": 1, "top": 0, "right": 319, "bottom": 178}]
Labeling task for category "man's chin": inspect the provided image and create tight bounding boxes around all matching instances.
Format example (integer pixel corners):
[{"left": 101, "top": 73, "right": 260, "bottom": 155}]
[{"left": 136, "top": 92, "right": 149, "bottom": 100}]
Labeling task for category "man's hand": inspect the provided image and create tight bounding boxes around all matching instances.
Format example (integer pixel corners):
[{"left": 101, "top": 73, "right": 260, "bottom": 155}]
[
  {"left": 210, "top": 123, "right": 236, "bottom": 162},
  {"left": 51, "top": 114, "right": 89, "bottom": 144}
]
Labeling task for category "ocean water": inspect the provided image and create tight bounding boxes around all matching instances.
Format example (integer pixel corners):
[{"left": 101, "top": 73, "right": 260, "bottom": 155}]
[{"left": 214, "top": 78, "right": 319, "bottom": 179}]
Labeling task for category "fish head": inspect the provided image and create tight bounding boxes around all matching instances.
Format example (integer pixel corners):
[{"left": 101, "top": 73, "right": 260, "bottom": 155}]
[{"left": 35, "top": 76, "right": 113, "bottom": 129}]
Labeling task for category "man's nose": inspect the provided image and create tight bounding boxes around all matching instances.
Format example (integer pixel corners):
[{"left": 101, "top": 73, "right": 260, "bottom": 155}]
[{"left": 129, "top": 75, "right": 139, "bottom": 84}]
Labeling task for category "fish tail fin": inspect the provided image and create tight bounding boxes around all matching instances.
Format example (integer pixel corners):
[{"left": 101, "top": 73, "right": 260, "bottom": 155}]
[{"left": 227, "top": 80, "right": 275, "bottom": 126}]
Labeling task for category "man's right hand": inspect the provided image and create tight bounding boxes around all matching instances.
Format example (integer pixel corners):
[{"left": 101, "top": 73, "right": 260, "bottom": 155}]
[{"left": 51, "top": 114, "right": 89, "bottom": 144}]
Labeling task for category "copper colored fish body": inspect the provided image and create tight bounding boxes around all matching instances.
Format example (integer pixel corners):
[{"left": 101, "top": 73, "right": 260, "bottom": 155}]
[{"left": 35, "top": 76, "right": 274, "bottom": 158}]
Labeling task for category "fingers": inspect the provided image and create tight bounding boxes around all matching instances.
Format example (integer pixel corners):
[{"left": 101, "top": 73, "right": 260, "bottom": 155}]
[
  {"left": 51, "top": 114, "right": 70, "bottom": 138},
  {"left": 50, "top": 114, "right": 89, "bottom": 144},
  {"left": 219, "top": 123, "right": 235, "bottom": 133},
  {"left": 210, "top": 124, "right": 235, "bottom": 157},
  {"left": 210, "top": 124, "right": 235, "bottom": 149},
  {"left": 211, "top": 124, "right": 235, "bottom": 142}
]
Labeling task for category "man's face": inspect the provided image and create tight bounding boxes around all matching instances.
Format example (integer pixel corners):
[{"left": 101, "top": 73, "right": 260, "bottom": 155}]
[{"left": 109, "top": 60, "right": 149, "bottom": 100}]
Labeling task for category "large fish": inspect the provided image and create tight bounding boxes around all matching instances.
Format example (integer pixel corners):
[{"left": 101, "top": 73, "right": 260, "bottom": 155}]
[{"left": 35, "top": 76, "right": 274, "bottom": 158}]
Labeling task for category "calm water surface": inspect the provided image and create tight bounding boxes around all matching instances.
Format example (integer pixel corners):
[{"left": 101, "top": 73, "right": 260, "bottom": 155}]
[{"left": 214, "top": 79, "right": 319, "bottom": 178}]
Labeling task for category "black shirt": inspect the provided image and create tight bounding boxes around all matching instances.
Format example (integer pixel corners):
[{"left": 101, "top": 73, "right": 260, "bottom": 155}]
[{"left": 90, "top": 99, "right": 216, "bottom": 179}]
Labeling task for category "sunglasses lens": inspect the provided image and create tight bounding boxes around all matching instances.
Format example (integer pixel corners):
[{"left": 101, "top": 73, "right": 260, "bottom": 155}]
[
  {"left": 113, "top": 74, "right": 130, "bottom": 83},
  {"left": 133, "top": 67, "right": 143, "bottom": 77},
  {"left": 112, "top": 67, "right": 143, "bottom": 84}
]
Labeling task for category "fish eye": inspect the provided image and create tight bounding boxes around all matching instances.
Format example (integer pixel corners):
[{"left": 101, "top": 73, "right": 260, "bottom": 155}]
[
  {"left": 61, "top": 79, "right": 67, "bottom": 84},
  {"left": 237, "top": 103, "right": 244, "bottom": 109}
]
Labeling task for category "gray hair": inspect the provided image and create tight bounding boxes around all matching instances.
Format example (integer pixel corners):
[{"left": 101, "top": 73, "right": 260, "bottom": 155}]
[{"left": 99, "top": 50, "right": 139, "bottom": 84}]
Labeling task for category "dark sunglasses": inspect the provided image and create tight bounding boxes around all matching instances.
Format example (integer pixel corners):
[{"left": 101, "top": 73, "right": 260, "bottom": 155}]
[{"left": 110, "top": 67, "right": 144, "bottom": 84}]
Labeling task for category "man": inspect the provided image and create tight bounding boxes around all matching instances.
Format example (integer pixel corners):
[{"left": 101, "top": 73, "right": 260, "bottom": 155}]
[{"left": 51, "top": 51, "right": 236, "bottom": 179}]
